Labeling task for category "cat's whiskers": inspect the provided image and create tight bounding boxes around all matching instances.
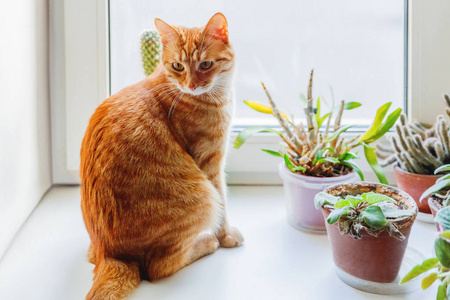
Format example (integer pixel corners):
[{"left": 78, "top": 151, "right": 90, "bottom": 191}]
[{"left": 145, "top": 82, "right": 175, "bottom": 98}]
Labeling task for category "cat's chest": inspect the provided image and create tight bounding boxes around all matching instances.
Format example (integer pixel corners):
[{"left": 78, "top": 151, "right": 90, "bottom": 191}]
[{"left": 172, "top": 100, "right": 233, "bottom": 155}]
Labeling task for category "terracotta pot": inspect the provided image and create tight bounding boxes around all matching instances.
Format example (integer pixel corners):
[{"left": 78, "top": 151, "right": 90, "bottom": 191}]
[
  {"left": 393, "top": 165, "right": 441, "bottom": 214},
  {"left": 321, "top": 182, "right": 418, "bottom": 283},
  {"left": 428, "top": 197, "right": 445, "bottom": 232},
  {"left": 278, "top": 163, "right": 358, "bottom": 233}
]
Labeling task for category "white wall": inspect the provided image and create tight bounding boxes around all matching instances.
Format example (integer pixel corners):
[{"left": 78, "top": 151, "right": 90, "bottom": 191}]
[
  {"left": 0, "top": 0, "right": 52, "bottom": 260},
  {"left": 408, "top": 0, "right": 450, "bottom": 124}
]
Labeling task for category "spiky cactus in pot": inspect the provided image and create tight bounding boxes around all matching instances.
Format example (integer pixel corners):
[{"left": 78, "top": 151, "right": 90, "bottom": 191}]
[
  {"left": 377, "top": 94, "right": 450, "bottom": 174},
  {"left": 140, "top": 30, "right": 162, "bottom": 76}
]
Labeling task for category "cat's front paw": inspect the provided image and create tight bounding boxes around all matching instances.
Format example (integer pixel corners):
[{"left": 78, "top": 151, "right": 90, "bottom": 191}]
[{"left": 217, "top": 227, "right": 243, "bottom": 248}]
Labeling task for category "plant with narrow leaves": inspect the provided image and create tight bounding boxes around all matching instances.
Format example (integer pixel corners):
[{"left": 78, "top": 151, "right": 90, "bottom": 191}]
[
  {"left": 420, "top": 164, "right": 450, "bottom": 207},
  {"left": 234, "top": 69, "right": 401, "bottom": 184},
  {"left": 401, "top": 207, "right": 450, "bottom": 300},
  {"left": 314, "top": 192, "right": 416, "bottom": 240},
  {"left": 377, "top": 94, "right": 450, "bottom": 175},
  {"left": 141, "top": 30, "right": 162, "bottom": 76}
]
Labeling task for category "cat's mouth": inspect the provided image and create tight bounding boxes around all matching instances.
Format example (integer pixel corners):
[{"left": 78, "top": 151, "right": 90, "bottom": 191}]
[{"left": 180, "top": 85, "right": 210, "bottom": 96}]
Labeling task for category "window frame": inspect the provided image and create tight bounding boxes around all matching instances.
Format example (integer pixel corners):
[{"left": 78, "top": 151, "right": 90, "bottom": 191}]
[{"left": 52, "top": 0, "right": 450, "bottom": 185}]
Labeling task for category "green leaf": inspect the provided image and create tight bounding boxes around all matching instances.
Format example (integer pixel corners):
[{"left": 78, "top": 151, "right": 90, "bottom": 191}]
[
  {"left": 315, "top": 98, "right": 332, "bottom": 128},
  {"left": 339, "top": 151, "right": 359, "bottom": 161},
  {"left": 327, "top": 207, "right": 349, "bottom": 224},
  {"left": 446, "top": 195, "right": 450, "bottom": 207},
  {"left": 261, "top": 149, "right": 282, "bottom": 157},
  {"left": 362, "top": 192, "right": 396, "bottom": 205},
  {"left": 333, "top": 101, "right": 362, "bottom": 111},
  {"left": 334, "top": 199, "right": 352, "bottom": 208},
  {"left": 420, "top": 179, "right": 450, "bottom": 202},
  {"left": 292, "top": 166, "right": 306, "bottom": 172},
  {"left": 234, "top": 126, "right": 282, "bottom": 149},
  {"left": 436, "top": 207, "right": 450, "bottom": 231},
  {"left": 344, "top": 101, "right": 362, "bottom": 110},
  {"left": 363, "top": 143, "right": 388, "bottom": 184},
  {"left": 345, "top": 196, "right": 364, "bottom": 207},
  {"left": 400, "top": 258, "right": 439, "bottom": 284},
  {"left": 437, "top": 283, "right": 447, "bottom": 300},
  {"left": 360, "top": 205, "right": 387, "bottom": 230},
  {"left": 324, "top": 125, "right": 354, "bottom": 143},
  {"left": 341, "top": 161, "right": 364, "bottom": 181},
  {"left": 318, "top": 157, "right": 340, "bottom": 164},
  {"left": 435, "top": 237, "right": 450, "bottom": 268},
  {"left": 421, "top": 273, "right": 438, "bottom": 290},
  {"left": 284, "top": 154, "right": 294, "bottom": 171},
  {"left": 359, "top": 102, "right": 392, "bottom": 143},
  {"left": 315, "top": 97, "right": 321, "bottom": 125},
  {"left": 436, "top": 164, "right": 450, "bottom": 174},
  {"left": 283, "top": 154, "right": 306, "bottom": 173},
  {"left": 366, "top": 108, "right": 402, "bottom": 143},
  {"left": 437, "top": 174, "right": 450, "bottom": 183},
  {"left": 378, "top": 204, "right": 416, "bottom": 219},
  {"left": 447, "top": 282, "right": 450, "bottom": 299},
  {"left": 314, "top": 192, "right": 340, "bottom": 209},
  {"left": 440, "top": 231, "right": 450, "bottom": 240},
  {"left": 318, "top": 112, "right": 332, "bottom": 128},
  {"left": 314, "top": 147, "right": 335, "bottom": 164}
]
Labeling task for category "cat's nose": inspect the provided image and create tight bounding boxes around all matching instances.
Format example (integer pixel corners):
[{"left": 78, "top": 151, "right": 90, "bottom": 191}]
[{"left": 188, "top": 85, "right": 197, "bottom": 91}]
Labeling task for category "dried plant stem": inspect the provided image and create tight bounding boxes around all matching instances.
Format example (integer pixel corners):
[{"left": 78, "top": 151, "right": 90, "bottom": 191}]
[
  {"left": 324, "top": 110, "right": 333, "bottom": 138},
  {"left": 334, "top": 100, "right": 344, "bottom": 132},
  {"left": 305, "top": 69, "right": 316, "bottom": 142},
  {"left": 280, "top": 134, "right": 301, "bottom": 154},
  {"left": 261, "top": 82, "right": 303, "bottom": 151},
  {"left": 331, "top": 100, "right": 345, "bottom": 148}
]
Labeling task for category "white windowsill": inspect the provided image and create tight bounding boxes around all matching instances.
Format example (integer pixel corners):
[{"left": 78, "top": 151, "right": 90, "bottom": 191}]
[
  {"left": 0, "top": 186, "right": 436, "bottom": 299},
  {"left": 0, "top": 186, "right": 436, "bottom": 300}
]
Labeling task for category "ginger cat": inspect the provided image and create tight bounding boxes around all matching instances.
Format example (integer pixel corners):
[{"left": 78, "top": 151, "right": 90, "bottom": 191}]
[{"left": 80, "top": 13, "right": 243, "bottom": 300}]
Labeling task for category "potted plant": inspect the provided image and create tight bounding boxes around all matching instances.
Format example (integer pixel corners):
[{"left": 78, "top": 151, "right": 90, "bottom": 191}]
[
  {"left": 377, "top": 94, "right": 450, "bottom": 215},
  {"left": 234, "top": 70, "right": 401, "bottom": 233},
  {"left": 401, "top": 207, "right": 450, "bottom": 299},
  {"left": 420, "top": 164, "right": 450, "bottom": 230},
  {"left": 315, "top": 182, "right": 418, "bottom": 287}
]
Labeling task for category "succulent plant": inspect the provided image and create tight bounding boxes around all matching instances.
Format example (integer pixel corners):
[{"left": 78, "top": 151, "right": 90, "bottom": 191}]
[
  {"left": 401, "top": 207, "right": 450, "bottom": 299},
  {"left": 377, "top": 94, "right": 450, "bottom": 174},
  {"left": 314, "top": 191, "right": 415, "bottom": 240},
  {"left": 421, "top": 164, "right": 450, "bottom": 207},
  {"left": 235, "top": 69, "right": 401, "bottom": 184},
  {"left": 141, "top": 30, "right": 162, "bottom": 76}
]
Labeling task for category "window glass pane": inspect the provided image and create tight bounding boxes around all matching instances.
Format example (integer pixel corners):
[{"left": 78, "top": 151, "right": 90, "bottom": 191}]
[{"left": 110, "top": 0, "right": 405, "bottom": 127}]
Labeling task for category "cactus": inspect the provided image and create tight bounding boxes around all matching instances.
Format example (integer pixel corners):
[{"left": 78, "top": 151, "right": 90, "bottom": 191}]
[
  {"left": 140, "top": 30, "right": 162, "bottom": 76},
  {"left": 377, "top": 94, "right": 450, "bottom": 174}
]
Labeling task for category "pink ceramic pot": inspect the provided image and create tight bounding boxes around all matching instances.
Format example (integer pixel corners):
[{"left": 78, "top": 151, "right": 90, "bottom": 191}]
[
  {"left": 278, "top": 163, "right": 358, "bottom": 233},
  {"left": 428, "top": 197, "right": 445, "bottom": 232}
]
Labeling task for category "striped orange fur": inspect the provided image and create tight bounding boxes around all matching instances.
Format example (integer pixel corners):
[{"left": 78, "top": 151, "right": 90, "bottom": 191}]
[{"left": 80, "top": 13, "right": 243, "bottom": 300}]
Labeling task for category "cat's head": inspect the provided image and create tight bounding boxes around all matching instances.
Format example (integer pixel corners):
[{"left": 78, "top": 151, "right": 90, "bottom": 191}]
[{"left": 155, "top": 13, "right": 234, "bottom": 96}]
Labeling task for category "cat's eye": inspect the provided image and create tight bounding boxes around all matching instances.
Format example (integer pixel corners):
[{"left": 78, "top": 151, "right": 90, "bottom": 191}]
[
  {"left": 199, "top": 61, "right": 213, "bottom": 70},
  {"left": 172, "top": 62, "right": 184, "bottom": 71}
]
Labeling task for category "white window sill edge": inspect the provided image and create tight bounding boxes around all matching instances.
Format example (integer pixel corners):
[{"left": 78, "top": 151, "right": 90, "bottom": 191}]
[{"left": 0, "top": 186, "right": 436, "bottom": 300}]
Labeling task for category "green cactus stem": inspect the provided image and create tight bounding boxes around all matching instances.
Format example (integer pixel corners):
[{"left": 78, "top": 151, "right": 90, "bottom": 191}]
[{"left": 141, "top": 30, "right": 162, "bottom": 76}]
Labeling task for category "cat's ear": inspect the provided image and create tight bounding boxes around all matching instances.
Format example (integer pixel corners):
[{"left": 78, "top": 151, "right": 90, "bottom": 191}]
[
  {"left": 154, "top": 18, "right": 179, "bottom": 45},
  {"left": 204, "top": 13, "right": 228, "bottom": 43}
]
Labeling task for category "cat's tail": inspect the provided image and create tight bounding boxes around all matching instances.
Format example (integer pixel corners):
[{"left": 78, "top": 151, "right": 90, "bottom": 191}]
[{"left": 86, "top": 257, "right": 141, "bottom": 300}]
